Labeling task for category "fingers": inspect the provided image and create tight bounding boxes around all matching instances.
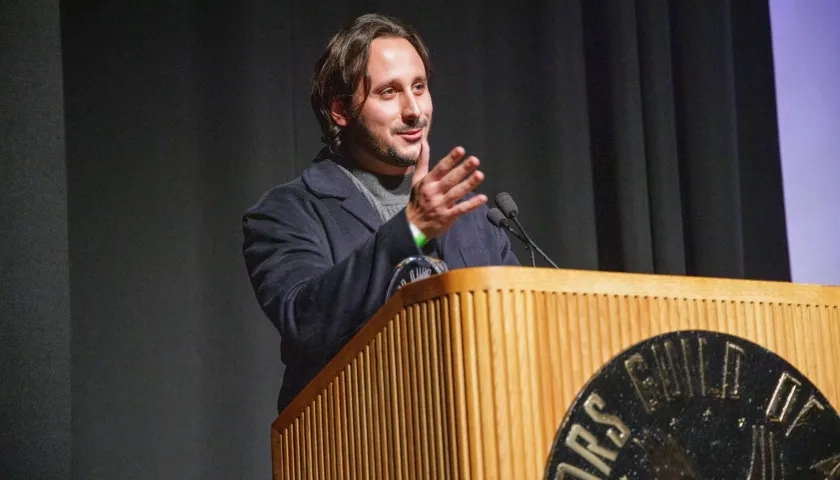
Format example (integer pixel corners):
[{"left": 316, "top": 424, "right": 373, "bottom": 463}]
[
  {"left": 443, "top": 169, "right": 484, "bottom": 205},
  {"left": 412, "top": 139, "right": 431, "bottom": 185},
  {"left": 406, "top": 143, "right": 489, "bottom": 239},
  {"left": 426, "top": 147, "right": 485, "bottom": 206},
  {"left": 448, "top": 193, "right": 488, "bottom": 216},
  {"left": 438, "top": 155, "right": 480, "bottom": 192},
  {"left": 426, "top": 146, "right": 466, "bottom": 181}
]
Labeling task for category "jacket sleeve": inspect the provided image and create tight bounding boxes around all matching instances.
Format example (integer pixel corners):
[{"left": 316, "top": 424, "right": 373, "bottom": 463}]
[
  {"left": 474, "top": 201, "right": 520, "bottom": 266},
  {"left": 242, "top": 187, "right": 420, "bottom": 364},
  {"left": 494, "top": 215, "right": 521, "bottom": 266}
]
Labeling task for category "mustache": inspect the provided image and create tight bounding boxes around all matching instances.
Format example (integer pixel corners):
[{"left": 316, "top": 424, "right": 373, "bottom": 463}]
[{"left": 393, "top": 119, "right": 429, "bottom": 134}]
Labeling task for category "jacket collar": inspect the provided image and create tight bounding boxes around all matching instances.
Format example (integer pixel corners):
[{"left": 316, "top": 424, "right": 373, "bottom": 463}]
[
  {"left": 302, "top": 148, "right": 381, "bottom": 231},
  {"left": 302, "top": 148, "right": 356, "bottom": 200},
  {"left": 303, "top": 149, "right": 450, "bottom": 256}
]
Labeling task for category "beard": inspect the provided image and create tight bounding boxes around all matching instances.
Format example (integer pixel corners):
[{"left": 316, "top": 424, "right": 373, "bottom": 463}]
[{"left": 345, "top": 114, "right": 430, "bottom": 168}]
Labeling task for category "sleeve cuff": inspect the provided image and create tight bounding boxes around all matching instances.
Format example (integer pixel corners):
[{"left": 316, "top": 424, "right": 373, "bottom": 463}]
[
  {"left": 377, "top": 209, "right": 424, "bottom": 266},
  {"left": 408, "top": 222, "right": 429, "bottom": 248}
]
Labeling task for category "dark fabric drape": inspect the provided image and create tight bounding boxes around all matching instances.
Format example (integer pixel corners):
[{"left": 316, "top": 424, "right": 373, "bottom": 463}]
[
  {"left": 1, "top": 1, "right": 71, "bottom": 479},
  {"left": 582, "top": 0, "right": 789, "bottom": 279},
  {"left": 2, "top": 0, "right": 789, "bottom": 477}
]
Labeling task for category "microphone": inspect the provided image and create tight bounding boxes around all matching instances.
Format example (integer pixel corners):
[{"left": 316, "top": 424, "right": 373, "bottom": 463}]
[
  {"left": 495, "top": 192, "right": 559, "bottom": 268},
  {"left": 487, "top": 207, "right": 534, "bottom": 265},
  {"left": 385, "top": 256, "right": 449, "bottom": 299},
  {"left": 489, "top": 206, "right": 536, "bottom": 267},
  {"left": 487, "top": 208, "right": 528, "bottom": 241}
]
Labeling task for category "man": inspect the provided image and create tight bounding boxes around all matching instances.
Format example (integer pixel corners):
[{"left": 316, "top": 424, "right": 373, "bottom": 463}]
[{"left": 242, "top": 13, "right": 519, "bottom": 413}]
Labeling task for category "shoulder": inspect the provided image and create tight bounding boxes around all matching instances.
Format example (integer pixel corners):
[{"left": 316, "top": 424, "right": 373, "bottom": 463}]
[
  {"left": 453, "top": 194, "right": 500, "bottom": 237},
  {"left": 244, "top": 177, "right": 313, "bottom": 219},
  {"left": 245, "top": 148, "right": 347, "bottom": 217}
]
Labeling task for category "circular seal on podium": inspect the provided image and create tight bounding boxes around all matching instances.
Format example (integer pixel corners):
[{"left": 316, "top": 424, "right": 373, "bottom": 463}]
[
  {"left": 385, "top": 255, "right": 449, "bottom": 299},
  {"left": 544, "top": 331, "right": 840, "bottom": 479}
]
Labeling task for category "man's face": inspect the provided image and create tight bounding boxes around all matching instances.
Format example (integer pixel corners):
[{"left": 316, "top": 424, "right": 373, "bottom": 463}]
[{"left": 339, "top": 37, "right": 433, "bottom": 171}]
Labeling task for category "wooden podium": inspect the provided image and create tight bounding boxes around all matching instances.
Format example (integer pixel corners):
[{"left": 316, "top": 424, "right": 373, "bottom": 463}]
[{"left": 270, "top": 267, "right": 839, "bottom": 479}]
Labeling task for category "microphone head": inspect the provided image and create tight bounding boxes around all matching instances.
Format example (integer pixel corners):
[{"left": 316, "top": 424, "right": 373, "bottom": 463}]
[
  {"left": 495, "top": 192, "right": 518, "bottom": 219},
  {"left": 487, "top": 208, "right": 510, "bottom": 228}
]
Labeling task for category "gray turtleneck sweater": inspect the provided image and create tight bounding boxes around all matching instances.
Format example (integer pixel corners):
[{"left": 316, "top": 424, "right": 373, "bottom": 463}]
[{"left": 336, "top": 163, "right": 413, "bottom": 223}]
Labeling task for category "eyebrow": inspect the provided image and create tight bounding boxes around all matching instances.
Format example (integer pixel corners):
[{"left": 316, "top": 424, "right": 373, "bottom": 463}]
[{"left": 371, "top": 75, "right": 428, "bottom": 91}]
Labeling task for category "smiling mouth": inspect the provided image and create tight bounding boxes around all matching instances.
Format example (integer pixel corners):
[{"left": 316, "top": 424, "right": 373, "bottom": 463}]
[{"left": 396, "top": 129, "right": 423, "bottom": 143}]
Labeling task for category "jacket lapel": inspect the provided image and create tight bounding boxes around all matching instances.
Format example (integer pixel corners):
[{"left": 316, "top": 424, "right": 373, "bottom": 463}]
[
  {"left": 302, "top": 151, "right": 381, "bottom": 233},
  {"left": 339, "top": 194, "right": 380, "bottom": 232}
]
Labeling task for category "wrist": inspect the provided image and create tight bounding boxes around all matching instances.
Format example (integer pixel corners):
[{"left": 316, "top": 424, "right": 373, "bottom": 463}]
[{"left": 408, "top": 222, "right": 429, "bottom": 248}]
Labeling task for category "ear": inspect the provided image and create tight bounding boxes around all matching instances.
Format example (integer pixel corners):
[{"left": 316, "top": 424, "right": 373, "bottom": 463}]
[{"left": 329, "top": 98, "right": 350, "bottom": 127}]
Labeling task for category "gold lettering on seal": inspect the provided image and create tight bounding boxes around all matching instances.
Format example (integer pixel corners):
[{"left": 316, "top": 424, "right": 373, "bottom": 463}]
[
  {"left": 626, "top": 336, "right": 747, "bottom": 412},
  {"left": 625, "top": 353, "right": 664, "bottom": 414},
  {"left": 785, "top": 395, "right": 826, "bottom": 438},
  {"left": 552, "top": 463, "right": 603, "bottom": 480},
  {"left": 746, "top": 425, "right": 782, "bottom": 479},
  {"left": 583, "top": 393, "right": 630, "bottom": 448},
  {"left": 722, "top": 342, "right": 745, "bottom": 399},
  {"left": 811, "top": 453, "right": 840, "bottom": 479},
  {"left": 565, "top": 424, "right": 618, "bottom": 476},
  {"left": 766, "top": 372, "right": 802, "bottom": 423},
  {"left": 651, "top": 340, "right": 684, "bottom": 401}
]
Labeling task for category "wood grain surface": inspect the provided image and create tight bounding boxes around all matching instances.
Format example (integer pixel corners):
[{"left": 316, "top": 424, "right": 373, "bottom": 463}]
[{"left": 271, "top": 267, "right": 840, "bottom": 479}]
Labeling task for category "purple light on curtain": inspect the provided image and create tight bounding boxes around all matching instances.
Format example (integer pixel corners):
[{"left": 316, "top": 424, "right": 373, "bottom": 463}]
[{"left": 770, "top": 0, "right": 840, "bottom": 286}]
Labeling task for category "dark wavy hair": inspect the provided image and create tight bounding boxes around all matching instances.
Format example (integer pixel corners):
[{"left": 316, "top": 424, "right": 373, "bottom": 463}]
[{"left": 310, "top": 14, "right": 433, "bottom": 154}]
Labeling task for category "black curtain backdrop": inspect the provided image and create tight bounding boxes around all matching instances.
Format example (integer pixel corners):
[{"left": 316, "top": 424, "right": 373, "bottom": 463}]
[
  {"left": 2, "top": 0, "right": 789, "bottom": 478},
  {"left": 1, "top": 1, "right": 71, "bottom": 479}
]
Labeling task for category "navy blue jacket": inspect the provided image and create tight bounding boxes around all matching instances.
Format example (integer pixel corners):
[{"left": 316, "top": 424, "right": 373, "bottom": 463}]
[{"left": 242, "top": 150, "right": 519, "bottom": 412}]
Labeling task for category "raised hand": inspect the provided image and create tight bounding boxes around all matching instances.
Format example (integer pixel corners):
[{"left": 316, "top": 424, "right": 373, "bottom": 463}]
[{"left": 406, "top": 141, "right": 488, "bottom": 239}]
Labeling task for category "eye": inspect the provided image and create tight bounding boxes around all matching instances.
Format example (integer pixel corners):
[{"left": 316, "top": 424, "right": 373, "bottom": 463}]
[
  {"left": 380, "top": 87, "right": 396, "bottom": 98},
  {"left": 413, "top": 82, "right": 426, "bottom": 93}
]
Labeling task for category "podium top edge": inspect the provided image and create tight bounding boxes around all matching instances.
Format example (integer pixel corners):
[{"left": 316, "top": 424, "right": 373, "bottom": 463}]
[{"left": 395, "top": 266, "right": 840, "bottom": 307}]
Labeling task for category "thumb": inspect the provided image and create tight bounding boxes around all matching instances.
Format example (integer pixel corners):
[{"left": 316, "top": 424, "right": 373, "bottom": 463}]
[{"left": 412, "top": 139, "right": 430, "bottom": 185}]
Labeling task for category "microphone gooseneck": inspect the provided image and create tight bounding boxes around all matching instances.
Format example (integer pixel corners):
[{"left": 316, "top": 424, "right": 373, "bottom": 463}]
[
  {"left": 494, "top": 193, "right": 559, "bottom": 269},
  {"left": 487, "top": 208, "right": 527, "bottom": 242}
]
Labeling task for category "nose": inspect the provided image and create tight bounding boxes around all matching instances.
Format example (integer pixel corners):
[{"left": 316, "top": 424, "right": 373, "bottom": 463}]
[{"left": 401, "top": 94, "right": 420, "bottom": 121}]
